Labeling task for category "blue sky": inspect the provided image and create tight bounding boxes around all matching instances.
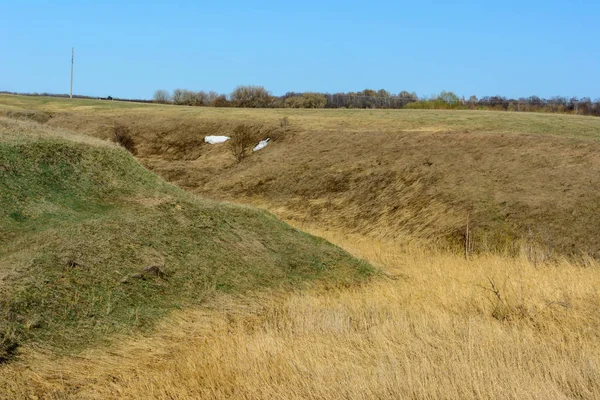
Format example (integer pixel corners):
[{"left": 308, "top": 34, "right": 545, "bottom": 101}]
[{"left": 1, "top": 1, "right": 599, "bottom": 99}]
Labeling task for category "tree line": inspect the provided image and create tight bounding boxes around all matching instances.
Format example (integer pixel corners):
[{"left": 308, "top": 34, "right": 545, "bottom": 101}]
[
  {"left": 152, "top": 87, "right": 600, "bottom": 117},
  {"left": 2, "top": 89, "right": 597, "bottom": 117}
]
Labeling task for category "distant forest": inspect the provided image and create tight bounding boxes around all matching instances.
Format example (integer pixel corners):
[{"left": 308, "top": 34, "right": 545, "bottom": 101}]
[
  {"left": 3, "top": 87, "right": 600, "bottom": 116},
  {"left": 154, "top": 86, "right": 600, "bottom": 117}
]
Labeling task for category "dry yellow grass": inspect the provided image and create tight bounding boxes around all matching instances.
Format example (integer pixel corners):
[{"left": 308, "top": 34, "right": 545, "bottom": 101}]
[
  {"left": 0, "top": 117, "right": 111, "bottom": 147},
  {"left": 2, "top": 94, "right": 600, "bottom": 140},
  {"left": 3, "top": 225, "right": 600, "bottom": 399}
]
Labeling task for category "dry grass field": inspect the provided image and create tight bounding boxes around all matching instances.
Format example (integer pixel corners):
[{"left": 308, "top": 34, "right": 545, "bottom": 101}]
[
  {"left": 2, "top": 94, "right": 600, "bottom": 256},
  {"left": 2, "top": 226, "right": 600, "bottom": 399},
  {"left": 2, "top": 95, "right": 600, "bottom": 399}
]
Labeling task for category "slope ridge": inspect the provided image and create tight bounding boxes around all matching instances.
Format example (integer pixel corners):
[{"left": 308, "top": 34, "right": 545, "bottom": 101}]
[{"left": 0, "top": 117, "right": 371, "bottom": 361}]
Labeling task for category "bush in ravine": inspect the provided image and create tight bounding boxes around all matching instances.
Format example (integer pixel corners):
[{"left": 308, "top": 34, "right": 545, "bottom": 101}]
[{"left": 229, "top": 123, "right": 262, "bottom": 162}]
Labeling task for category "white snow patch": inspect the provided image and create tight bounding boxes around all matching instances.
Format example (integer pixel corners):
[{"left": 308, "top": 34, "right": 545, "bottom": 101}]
[
  {"left": 253, "top": 138, "right": 271, "bottom": 152},
  {"left": 204, "top": 136, "right": 230, "bottom": 144}
]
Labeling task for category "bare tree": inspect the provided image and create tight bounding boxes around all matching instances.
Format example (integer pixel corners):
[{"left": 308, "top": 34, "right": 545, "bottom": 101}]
[
  {"left": 195, "top": 91, "right": 209, "bottom": 106},
  {"left": 207, "top": 91, "right": 219, "bottom": 104},
  {"left": 180, "top": 89, "right": 196, "bottom": 105},
  {"left": 438, "top": 91, "right": 460, "bottom": 105},
  {"left": 172, "top": 89, "right": 184, "bottom": 105},
  {"left": 230, "top": 85, "right": 273, "bottom": 108},
  {"left": 153, "top": 89, "right": 171, "bottom": 104},
  {"left": 212, "top": 94, "right": 230, "bottom": 107}
]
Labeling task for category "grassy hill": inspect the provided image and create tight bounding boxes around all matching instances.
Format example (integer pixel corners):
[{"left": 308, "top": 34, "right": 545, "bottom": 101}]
[
  {"left": 2, "top": 94, "right": 599, "bottom": 258},
  {"left": 0, "top": 117, "right": 371, "bottom": 361}
]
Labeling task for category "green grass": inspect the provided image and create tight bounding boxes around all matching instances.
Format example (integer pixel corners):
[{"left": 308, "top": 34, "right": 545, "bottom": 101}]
[{"left": 0, "top": 117, "right": 373, "bottom": 361}]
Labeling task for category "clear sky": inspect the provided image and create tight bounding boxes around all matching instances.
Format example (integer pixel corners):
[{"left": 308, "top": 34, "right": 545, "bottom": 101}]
[{"left": 1, "top": 1, "right": 599, "bottom": 100}]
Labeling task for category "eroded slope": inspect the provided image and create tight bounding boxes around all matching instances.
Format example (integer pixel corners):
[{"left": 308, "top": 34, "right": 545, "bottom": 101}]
[{"left": 0, "top": 118, "right": 371, "bottom": 361}]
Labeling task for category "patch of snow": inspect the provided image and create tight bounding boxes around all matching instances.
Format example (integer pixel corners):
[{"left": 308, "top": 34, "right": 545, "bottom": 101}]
[
  {"left": 253, "top": 138, "right": 271, "bottom": 152},
  {"left": 205, "top": 136, "right": 230, "bottom": 144}
]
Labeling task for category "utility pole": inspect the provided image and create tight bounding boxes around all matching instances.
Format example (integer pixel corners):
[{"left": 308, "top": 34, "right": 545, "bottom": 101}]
[{"left": 70, "top": 48, "right": 74, "bottom": 99}]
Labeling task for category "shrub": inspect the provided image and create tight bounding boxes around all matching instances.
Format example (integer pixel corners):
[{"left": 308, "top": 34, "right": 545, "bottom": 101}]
[
  {"left": 112, "top": 124, "right": 137, "bottom": 155},
  {"left": 212, "top": 95, "right": 230, "bottom": 107},
  {"left": 229, "top": 124, "right": 262, "bottom": 162},
  {"left": 279, "top": 117, "right": 290, "bottom": 130}
]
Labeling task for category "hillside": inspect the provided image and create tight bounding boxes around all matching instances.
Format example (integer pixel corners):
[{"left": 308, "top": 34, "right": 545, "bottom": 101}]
[
  {"left": 0, "top": 117, "right": 371, "bottom": 361},
  {"left": 4, "top": 228, "right": 600, "bottom": 399},
  {"left": 2, "top": 95, "right": 600, "bottom": 257},
  {"left": 2, "top": 96, "right": 600, "bottom": 399}
]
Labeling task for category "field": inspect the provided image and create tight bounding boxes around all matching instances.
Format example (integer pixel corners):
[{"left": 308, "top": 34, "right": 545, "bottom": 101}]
[
  {"left": 1, "top": 95, "right": 600, "bottom": 399},
  {"left": 3, "top": 94, "right": 600, "bottom": 256}
]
